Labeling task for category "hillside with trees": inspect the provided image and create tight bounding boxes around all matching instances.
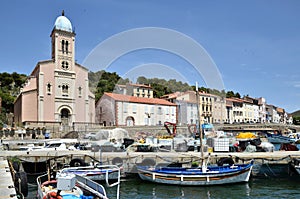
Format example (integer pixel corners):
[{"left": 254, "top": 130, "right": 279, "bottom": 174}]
[
  {"left": 89, "top": 70, "right": 241, "bottom": 102},
  {"left": 291, "top": 110, "right": 300, "bottom": 125}
]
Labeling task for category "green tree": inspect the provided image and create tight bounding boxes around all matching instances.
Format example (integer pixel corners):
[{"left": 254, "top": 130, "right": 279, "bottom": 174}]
[
  {"left": 226, "top": 91, "right": 235, "bottom": 98},
  {"left": 94, "top": 71, "right": 121, "bottom": 101},
  {"left": 137, "top": 76, "right": 148, "bottom": 84}
]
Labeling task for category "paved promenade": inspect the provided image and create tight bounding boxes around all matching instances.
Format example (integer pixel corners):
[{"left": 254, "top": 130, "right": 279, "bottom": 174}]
[{"left": 0, "top": 157, "right": 18, "bottom": 199}]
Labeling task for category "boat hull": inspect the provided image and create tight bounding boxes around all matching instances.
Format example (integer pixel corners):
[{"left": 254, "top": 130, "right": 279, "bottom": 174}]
[
  {"left": 137, "top": 162, "right": 253, "bottom": 186},
  {"left": 60, "top": 165, "right": 121, "bottom": 181}
]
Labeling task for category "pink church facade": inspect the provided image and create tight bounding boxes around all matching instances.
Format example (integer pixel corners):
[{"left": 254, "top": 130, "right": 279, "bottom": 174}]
[{"left": 14, "top": 12, "right": 95, "bottom": 128}]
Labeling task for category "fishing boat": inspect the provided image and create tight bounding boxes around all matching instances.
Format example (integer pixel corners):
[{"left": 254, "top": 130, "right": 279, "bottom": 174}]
[
  {"left": 37, "top": 165, "right": 121, "bottom": 199},
  {"left": 137, "top": 83, "right": 254, "bottom": 186},
  {"left": 264, "top": 131, "right": 296, "bottom": 144},
  {"left": 59, "top": 164, "right": 121, "bottom": 181},
  {"left": 137, "top": 160, "right": 254, "bottom": 185}
]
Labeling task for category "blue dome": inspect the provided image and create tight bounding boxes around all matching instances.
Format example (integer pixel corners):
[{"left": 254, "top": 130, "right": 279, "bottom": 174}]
[{"left": 54, "top": 15, "right": 72, "bottom": 32}]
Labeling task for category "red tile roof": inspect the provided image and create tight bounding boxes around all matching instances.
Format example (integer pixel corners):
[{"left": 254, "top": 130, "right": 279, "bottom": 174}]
[
  {"left": 226, "top": 97, "right": 244, "bottom": 103},
  {"left": 129, "top": 83, "right": 152, "bottom": 88},
  {"left": 104, "top": 92, "right": 177, "bottom": 106}
]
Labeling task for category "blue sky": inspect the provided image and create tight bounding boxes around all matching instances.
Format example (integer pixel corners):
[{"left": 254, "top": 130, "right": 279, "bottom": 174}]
[{"left": 0, "top": 0, "right": 299, "bottom": 113}]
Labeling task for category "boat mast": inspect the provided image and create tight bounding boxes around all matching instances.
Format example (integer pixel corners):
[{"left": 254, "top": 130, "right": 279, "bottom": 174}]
[{"left": 196, "top": 82, "right": 204, "bottom": 165}]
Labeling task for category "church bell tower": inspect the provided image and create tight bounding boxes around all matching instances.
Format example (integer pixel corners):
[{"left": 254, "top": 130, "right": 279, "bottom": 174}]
[{"left": 50, "top": 11, "right": 75, "bottom": 71}]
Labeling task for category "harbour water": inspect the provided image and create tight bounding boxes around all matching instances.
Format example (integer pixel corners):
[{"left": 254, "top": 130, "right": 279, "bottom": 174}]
[{"left": 27, "top": 175, "right": 300, "bottom": 199}]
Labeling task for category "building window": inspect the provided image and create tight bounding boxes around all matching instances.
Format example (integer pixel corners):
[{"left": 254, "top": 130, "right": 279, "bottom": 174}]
[
  {"left": 65, "top": 41, "right": 69, "bottom": 54},
  {"left": 61, "top": 61, "right": 69, "bottom": 70},
  {"left": 61, "top": 40, "right": 69, "bottom": 54},
  {"left": 46, "top": 83, "right": 52, "bottom": 95},
  {"left": 61, "top": 40, "right": 65, "bottom": 53},
  {"left": 132, "top": 104, "right": 137, "bottom": 114},
  {"left": 62, "top": 84, "right": 69, "bottom": 96},
  {"left": 78, "top": 86, "right": 82, "bottom": 97},
  {"left": 123, "top": 103, "right": 128, "bottom": 113},
  {"left": 151, "top": 106, "right": 154, "bottom": 114},
  {"left": 158, "top": 107, "right": 163, "bottom": 115}
]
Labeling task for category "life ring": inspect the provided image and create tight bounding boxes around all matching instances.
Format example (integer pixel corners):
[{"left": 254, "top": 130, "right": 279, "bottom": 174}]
[
  {"left": 112, "top": 157, "right": 123, "bottom": 166},
  {"left": 217, "top": 157, "right": 234, "bottom": 166},
  {"left": 41, "top": 180, "right": 57, "bottom": 187},
  {"left": 70, "top": 158, "right": 87, "bottom": 167},
  {"left": 43, "top": 191, "right": 63, "bottom": 199},
  {"left": 14, "top": 171, "right": 28, "bottom": 197}
]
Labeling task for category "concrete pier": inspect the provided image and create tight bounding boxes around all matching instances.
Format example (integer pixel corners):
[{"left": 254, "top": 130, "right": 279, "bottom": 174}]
[
  {"left": 0, "top": 158, "right": 18, "bottom": 199},
  {"left": 2, "top": 150, "right": 300, "bottom": 174}
]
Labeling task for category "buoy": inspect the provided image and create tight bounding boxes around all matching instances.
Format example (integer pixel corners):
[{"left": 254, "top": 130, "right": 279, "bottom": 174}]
[{"left": 43, "top": 191, "right": 63, "bottom": 199}]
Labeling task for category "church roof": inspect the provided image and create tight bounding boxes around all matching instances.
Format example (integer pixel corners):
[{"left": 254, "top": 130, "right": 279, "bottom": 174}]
[{"left": 54, "top": 11, "right": 72, "bottom": 32}]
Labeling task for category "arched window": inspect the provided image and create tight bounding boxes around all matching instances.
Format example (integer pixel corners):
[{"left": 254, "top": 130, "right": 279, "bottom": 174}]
[
  {"left": 61, "top": 40, "right": 65, "bottom": 53},
  {"left": 61, "top": 108, "right": 70, "bottom": 118},
  {"left": 46, "top": 83, "right": 52, "bottom": 94},
  {"left": 62, "top": 84, "right": 69, "bottom": 96},
  {"left": 78, "top": 86, "right": 82, "bottom": 97},
  {"left": 65, "top": 41, "right": 69, "bottom": 54}
]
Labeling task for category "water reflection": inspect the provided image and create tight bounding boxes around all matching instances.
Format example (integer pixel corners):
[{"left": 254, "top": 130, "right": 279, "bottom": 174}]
[
  {"left": 28, "top": 176, "right": 300, "bottom": 199},
  {"left": 132, "top": 179, "right": 253, "bottom": 199}
]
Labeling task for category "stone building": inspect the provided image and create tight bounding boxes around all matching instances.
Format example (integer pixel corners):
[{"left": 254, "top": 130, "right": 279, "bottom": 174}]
[{"left": 14, "top": 12, "right": 95, "bottom": 129}]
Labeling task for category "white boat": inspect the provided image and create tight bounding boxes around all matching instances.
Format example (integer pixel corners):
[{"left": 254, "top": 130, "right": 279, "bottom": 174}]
[
  {"left": 19, "top": 144, "right": 44, "bottom": 151},
  {"left": 60, "top": 164, "right": 121, "bottom": 181},
  {"left": 37, "top": 165, "right": 121, "bottom": 199},
  {"left": 34, "top": 140, "right": 80, "bottom": 151}
]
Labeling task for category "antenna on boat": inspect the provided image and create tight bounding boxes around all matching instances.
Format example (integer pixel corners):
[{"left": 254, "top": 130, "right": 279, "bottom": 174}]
[{"left": 196, "top": 82, "right": 205, "bottom": 171}]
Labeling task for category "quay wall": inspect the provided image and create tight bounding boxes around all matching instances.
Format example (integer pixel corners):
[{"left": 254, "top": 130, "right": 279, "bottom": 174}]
[{"left": 3, "top": 150, "right": 300, "bottom": 176}]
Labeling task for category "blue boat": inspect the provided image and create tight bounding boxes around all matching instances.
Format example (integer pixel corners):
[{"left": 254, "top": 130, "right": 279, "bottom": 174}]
[
  {"left": 264, "top": 132, "right": 296, "bottom": 144},
  {"left": 137, "top": 160, "right": 253, "bottom": 186}
]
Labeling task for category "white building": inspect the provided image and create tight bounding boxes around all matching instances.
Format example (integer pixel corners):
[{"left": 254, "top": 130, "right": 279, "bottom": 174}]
[{"left": 95, "top": 92, "right": 177, "bottom": 126}]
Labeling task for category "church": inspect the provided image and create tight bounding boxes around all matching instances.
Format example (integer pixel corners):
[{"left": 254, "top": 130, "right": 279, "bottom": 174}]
[{"left": 14, "top": 12, "right": 95, "bottom": 129}]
